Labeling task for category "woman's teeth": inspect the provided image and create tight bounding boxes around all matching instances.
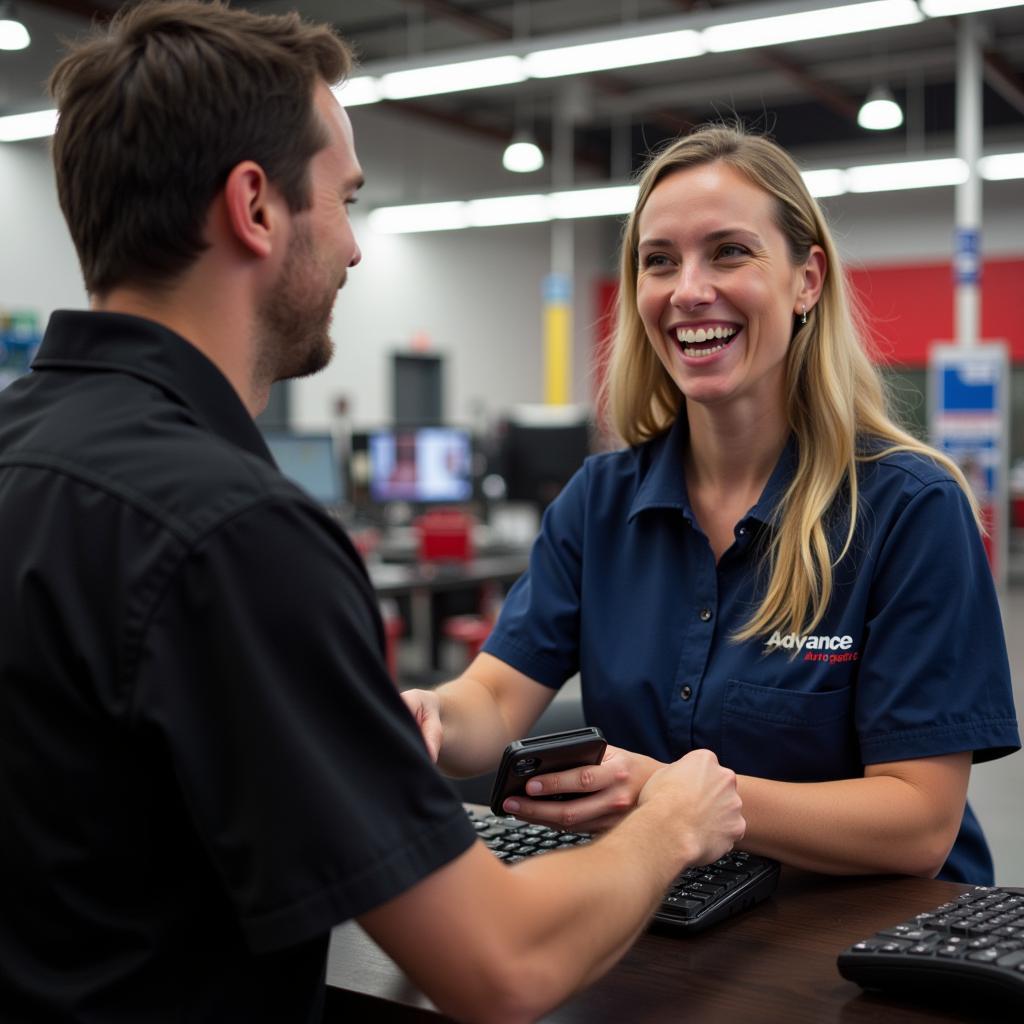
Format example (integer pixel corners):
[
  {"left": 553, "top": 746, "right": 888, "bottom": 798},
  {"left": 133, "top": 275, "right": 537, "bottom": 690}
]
[{"left": 675, "top": 325, "right": 738, "bottom": 357}]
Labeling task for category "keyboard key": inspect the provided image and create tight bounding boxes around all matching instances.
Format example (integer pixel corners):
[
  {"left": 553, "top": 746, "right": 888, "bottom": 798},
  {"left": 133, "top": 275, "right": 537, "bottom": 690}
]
[
  {"left": 687, "top": 881, "right": 726, "bottom": 896},
  {"left": 967, "top": 950, "right": 1001, "bottom": 963},
  {"left": 880, "top": 928, "right": 936, "bottom": 942}
]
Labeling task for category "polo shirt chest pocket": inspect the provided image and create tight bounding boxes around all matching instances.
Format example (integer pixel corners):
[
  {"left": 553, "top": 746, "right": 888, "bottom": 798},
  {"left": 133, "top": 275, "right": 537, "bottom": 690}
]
[{"left": 719, "top": 680, "right": 857, "bottom": 783}]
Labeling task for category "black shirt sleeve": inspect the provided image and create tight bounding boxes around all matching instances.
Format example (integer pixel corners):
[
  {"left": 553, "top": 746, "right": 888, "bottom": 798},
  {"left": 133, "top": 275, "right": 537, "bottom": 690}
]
[{"left": 133, "top": 497, "right": 476, "bottom": 954}]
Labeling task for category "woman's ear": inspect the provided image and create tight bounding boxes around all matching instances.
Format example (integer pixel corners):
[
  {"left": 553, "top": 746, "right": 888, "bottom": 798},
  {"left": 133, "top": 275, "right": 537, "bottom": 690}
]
[{"left": 796, "top": 244, "right": 827, "bottom": 317}]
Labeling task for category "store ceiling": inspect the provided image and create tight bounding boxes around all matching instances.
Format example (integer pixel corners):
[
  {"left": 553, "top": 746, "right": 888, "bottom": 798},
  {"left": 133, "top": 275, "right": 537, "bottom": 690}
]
[{"left": 3, "top": 0, "right": 1023, "bottom": 178}]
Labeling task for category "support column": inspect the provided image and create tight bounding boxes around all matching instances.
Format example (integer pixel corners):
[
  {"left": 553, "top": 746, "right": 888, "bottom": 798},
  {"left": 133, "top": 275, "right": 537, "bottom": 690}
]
[
  {"left": 954, "top": 15, "right": 983, "bottom": 348},
  {"left": 544, "top": 85, "right": 576, "bottom": 406}
]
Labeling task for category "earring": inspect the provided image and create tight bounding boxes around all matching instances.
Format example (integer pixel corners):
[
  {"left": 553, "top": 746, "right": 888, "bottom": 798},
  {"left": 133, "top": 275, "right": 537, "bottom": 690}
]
[{"left": 801, "top": 305, "right": 808, "bottom": 325}]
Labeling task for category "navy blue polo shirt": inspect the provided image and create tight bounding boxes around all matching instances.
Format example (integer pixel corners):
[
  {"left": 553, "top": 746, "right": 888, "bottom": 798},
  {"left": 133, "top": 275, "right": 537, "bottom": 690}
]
[{"left": 484, "top": 415, "right": 1020, "bottom": 884}]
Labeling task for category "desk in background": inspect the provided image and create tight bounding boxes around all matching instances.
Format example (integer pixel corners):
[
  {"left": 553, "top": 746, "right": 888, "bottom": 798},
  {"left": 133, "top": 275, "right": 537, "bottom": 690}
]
[
  {"left": 324, "top": 867, "right": 1008, "bottom": 1023},
  {"left": 368, "top": 554, "right": 529, "bottom": 676}
]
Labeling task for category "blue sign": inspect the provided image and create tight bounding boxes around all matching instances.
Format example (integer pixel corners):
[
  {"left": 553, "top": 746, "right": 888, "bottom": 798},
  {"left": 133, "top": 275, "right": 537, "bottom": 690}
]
[
  {"left": 954, "top": 227, "right": 981, "bottom": 285},
  {"left": 929, "top": 343, "right": 1009, "bottom": 587}
]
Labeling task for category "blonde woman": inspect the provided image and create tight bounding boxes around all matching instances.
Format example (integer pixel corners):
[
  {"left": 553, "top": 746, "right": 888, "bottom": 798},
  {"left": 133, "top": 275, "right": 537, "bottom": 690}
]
[{"left": 403, "top": 126, "right": 1019, "bottom": 884}]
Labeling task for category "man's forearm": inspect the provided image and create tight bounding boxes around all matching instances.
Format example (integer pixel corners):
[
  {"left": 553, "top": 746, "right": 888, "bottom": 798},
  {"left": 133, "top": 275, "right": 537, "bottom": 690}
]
[{"left": 498, "top": 799, "right": 704, "bottom": 993}]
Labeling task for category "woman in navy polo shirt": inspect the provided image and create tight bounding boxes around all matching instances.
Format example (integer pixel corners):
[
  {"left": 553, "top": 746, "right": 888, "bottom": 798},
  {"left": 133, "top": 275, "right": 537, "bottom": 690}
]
[{"left": 403, "top": 126, "right": 1020, "bottom": 884}]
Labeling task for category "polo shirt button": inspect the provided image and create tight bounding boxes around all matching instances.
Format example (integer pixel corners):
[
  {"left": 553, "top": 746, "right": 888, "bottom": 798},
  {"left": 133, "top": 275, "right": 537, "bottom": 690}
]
[
  {"left": 738, "top": 526, "right": 748, "bottom": 536},
  {"left": 681, "top": 685, "right": 692, "bottom": 700},
  {"left": 699, "top": 608, "right": 713, "bottom": 622}
]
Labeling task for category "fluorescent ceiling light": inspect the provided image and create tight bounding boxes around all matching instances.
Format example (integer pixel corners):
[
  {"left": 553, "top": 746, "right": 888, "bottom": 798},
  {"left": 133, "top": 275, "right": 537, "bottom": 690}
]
[
  {"left": 920, "top": 0, "right": 1024, "bottom": 14},
  {"left": 550, "top": 185, "right": 638, "bottom": 219},
  {"left": 379, "top": 56, "right": 526, "bottom": 100},
  {"left": 846, "top": 157, "right": 969, "bottom": 192},
  {"left": 332, "top": 77, "right": 381, "bottom": 107},
  {"left": 703, "top": 0, "right": 922, "bottom": 52},
  {"left": 369, "top": 152, "right": 1024, "bottom": 233},
  {"left": 525, "top": 29, "right": 704, "bottom": 78},
  {"left": 367, "top": 201, "right": 469, "bottom": 234},
  {"left": 801, "top": 168, "right": 849, "bottom": 197},
  {"left": 468, "top": 194, "right": 550, "bottom": 226},
  {"left": 979, "top": 152, "right": 1024, "bottom": 179},
  {"left": 0, "top": 108, "right": 57, "bottom": 142}
]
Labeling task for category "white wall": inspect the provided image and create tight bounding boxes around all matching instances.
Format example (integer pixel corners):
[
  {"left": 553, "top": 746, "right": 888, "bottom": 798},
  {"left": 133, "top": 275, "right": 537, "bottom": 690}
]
[
  {"left": 292, "top": 213, "right": 614, "bottom": 431},
  {"left": 0, "top": 139, "right": 86, "bottom": 316},
  {"left": 1, "top": 110, "right": 1021, "bottom": 431},
  {"left": 822, "top": 179, "right": 1024, "bottom": 267},
  {"left": 290, "top": 103, "right": 617, "bottom": 431}
]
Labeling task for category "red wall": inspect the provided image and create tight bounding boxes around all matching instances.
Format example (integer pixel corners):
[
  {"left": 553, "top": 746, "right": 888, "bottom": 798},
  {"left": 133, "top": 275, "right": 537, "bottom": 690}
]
[
  {"left": 849, "top": 257, "right": 1024, "bottom": 367},
  {"left": 592, "top": 257, "right": 1024, "bottom": 394}
]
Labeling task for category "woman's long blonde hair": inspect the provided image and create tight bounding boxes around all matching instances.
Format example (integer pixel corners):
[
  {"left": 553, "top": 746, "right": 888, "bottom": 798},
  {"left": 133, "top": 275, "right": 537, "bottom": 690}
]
[{"left": 604, "top": 125, "right": 978, "bottom": 641}]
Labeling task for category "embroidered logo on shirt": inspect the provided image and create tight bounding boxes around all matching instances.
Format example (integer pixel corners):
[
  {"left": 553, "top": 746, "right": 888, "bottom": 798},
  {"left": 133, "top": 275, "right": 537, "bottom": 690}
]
[{"left": 764, "top": 630, "right": 860, "bottom": 664}]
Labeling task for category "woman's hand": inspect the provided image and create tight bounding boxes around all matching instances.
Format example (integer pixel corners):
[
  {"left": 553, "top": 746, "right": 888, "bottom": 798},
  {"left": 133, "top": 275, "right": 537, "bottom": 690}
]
[
  {"left": 400, "top": 688, "right": 443, "bottom": 762},
  {"left": 499, "top": 745, "right": 665, "bottom": 832}
]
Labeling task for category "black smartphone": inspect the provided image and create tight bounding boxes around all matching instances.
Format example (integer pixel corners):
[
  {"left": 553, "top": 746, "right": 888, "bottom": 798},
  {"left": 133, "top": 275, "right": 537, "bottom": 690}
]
[{"left": 488, "top": 726, "right": 607, "bottom": 816}]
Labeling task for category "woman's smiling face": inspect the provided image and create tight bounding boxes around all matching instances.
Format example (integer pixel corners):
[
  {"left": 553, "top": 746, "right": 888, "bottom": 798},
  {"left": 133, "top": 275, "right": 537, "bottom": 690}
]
[{"left": 636, "top": 160, "right": 820, "bottom": 420}]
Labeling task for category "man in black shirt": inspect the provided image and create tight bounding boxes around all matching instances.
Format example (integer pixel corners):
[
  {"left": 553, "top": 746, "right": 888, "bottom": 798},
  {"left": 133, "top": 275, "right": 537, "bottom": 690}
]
[{"left": 0, "top": 3, "right": 744, "bottom": 1021}]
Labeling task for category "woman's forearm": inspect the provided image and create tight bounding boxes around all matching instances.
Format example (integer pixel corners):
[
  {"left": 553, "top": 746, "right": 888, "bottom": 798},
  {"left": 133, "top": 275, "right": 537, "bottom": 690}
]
[
  {"left": 433, "top": 674, "right": 521, "bottom": 777},
  {"left": 433, "top": 655, "right": 559, "bottom": 778},
  {"left": 736, "top": 753, "right": 971, "bottom": 877}
]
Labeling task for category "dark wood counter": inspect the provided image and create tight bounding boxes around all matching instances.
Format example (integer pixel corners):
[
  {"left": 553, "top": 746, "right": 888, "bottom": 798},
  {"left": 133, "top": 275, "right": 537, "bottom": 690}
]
[{"left": 324, "top": 869, "right": 1012, "bottom": 1022}]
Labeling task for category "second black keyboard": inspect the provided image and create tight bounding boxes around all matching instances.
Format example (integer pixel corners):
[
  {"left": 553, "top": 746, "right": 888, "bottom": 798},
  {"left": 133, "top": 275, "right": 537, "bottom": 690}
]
[
  {"left": 466, "top": 806, "right": 780, "bottom": 933},
  {"left": 837, "top": 885, "right": 1024, "bottom": 1010}
]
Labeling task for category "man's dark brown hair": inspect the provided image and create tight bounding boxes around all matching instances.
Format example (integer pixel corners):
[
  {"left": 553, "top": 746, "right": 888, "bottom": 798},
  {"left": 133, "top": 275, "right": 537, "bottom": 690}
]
[{"left": 49, "top": 0, "right": 352, "bottom": 296}]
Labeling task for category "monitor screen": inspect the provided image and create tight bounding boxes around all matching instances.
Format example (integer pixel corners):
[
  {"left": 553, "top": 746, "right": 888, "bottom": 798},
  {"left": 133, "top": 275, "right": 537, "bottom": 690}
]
[
  {"left": 368, "top": 426, "right": 473, "bottom": 503},
  {"left": 264, "top": 431, "right": 345, "bottom": 506},
  {"left": 499, "top": 409, "right": 592, "bottom": 509}
]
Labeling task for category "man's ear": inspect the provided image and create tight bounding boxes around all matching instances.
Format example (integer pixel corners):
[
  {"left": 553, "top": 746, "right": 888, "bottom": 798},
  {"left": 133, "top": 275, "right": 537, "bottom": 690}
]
[{"left": 222, "top": 161, "right": 280, "bottom": 260}]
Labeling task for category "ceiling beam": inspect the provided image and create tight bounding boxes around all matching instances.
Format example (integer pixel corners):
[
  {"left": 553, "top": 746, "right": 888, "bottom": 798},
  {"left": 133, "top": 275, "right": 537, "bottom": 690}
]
[
  {"left": 670, "top": 0, "right": 860, "bottom": 124},
  {"left": 395, "top": 0, "right": 703, "bottom": 139},
  {"left": 758, "top": 49, "right": 861, "bottom": 122},
  {"left": 394, "top": 0, "right": 510, "bottom": 41},
  {"left": 984, "top": 47, "right": 1024, "bottom": 117},
  {"left": 24, "top": 0, "right": 115, "bottom": 19}
]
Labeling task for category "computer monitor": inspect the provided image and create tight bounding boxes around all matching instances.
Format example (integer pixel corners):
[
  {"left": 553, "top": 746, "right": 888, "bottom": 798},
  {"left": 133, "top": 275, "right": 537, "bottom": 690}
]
[
  {"left": 263, "top": 431, "right": 345, "bottom": 507},
  {"left": 368, "top": 426, "right": 473, "bottom": 504},
  {"left": 498, "top": 407, "right": 592, "bottom": 510}
]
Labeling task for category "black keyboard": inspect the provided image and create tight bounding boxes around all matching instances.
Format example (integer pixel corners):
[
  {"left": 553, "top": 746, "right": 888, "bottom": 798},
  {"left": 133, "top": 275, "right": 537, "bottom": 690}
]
[
  {"left": 838, "top": 885, "right": 1024, "bottom": 1009},
  {"left": 466, "top": 806, "right": 780, "bottom": 933}
]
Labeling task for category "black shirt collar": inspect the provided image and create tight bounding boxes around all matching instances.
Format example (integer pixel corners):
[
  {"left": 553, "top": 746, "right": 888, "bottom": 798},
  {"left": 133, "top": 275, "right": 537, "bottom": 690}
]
[{"left": 34, "top": 310, "right": 272, "bottom": 462}]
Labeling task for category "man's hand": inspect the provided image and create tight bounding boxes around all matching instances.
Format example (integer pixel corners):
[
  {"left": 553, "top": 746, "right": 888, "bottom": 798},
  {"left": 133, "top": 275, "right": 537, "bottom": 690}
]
[
  {"left": 640, "top": 749, "right": 745, "bottom": 867},
  {"left": 400, "top": 688, "right": 443, "bottom": 762}
]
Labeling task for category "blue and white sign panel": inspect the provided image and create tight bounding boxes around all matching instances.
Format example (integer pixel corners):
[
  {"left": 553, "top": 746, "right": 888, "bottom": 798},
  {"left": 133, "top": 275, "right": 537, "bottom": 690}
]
[{"left": 928, "top": 342, "right": 1010, "bottom": 588}]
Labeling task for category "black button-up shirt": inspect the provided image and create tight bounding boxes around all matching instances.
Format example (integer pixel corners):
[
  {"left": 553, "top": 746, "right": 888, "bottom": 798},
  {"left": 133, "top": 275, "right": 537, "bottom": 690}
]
[{"left": 0, "top": 311, "right": 474, "bottom": 1021}]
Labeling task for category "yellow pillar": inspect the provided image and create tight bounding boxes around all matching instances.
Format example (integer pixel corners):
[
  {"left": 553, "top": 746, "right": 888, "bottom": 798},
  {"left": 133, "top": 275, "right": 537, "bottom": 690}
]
[{"left": 543, "top": 273, "right": 571, "bottom": 405}]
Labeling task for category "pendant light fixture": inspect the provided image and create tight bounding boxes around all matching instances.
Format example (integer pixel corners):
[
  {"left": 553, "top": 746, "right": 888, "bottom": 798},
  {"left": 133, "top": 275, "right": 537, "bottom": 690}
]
[
  {"left": 857, "top": 84, "right": 904, "bottom": 130},
  {"left": 0, "top": 2, "right": 30, "bottom": 51},
  {"left": 502, "top": 99, "right": 545, "bottom": 173}
]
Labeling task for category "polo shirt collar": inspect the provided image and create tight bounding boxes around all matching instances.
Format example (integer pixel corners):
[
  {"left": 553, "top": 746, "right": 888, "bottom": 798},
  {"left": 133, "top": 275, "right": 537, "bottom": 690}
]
[
  {"left": 628, "top": 411, "right": 799, "bottom": 528},
  {"left": 33, "top": 310, "right": 272, "bottom": 461}
]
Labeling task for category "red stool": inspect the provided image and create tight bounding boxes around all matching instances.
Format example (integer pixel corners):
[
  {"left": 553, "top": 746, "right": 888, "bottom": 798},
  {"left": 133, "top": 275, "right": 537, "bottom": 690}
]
[
  {"left": 414, "top": 508, "right": 474, "bottom": 562},
  {"left": 442, "top": 614, "right": 493, "bottom": 665},
  {"left": 379, "top": 599, "right": 405, "bottom": 683}
]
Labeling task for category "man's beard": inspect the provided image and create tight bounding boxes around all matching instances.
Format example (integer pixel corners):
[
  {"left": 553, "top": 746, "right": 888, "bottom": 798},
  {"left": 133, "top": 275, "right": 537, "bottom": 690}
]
[{"left": 255, "top": 222, "right": 342, "bottom": 386}]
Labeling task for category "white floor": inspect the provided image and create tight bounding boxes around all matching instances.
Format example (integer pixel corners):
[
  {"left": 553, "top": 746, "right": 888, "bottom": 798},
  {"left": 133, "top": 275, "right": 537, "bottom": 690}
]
[{"left": 967, "top": 582, "right": 1024, "bottom": 885}]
